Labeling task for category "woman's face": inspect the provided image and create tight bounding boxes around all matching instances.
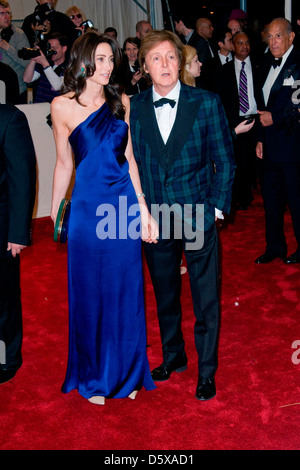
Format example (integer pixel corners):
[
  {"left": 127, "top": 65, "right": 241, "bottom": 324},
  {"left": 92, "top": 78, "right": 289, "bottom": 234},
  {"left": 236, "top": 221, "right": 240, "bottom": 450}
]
[
  {"left": 69, "top": 10, "right": 83, "bottom": 27},
  {"left": 186, "top": 54, "right": 201, "bottom": 78},
  {"left": 124, "top": 41, "right": 139, "bottom": 65},
  {"left": 87, "top": 42, "right": 114, "bottom": 87}
]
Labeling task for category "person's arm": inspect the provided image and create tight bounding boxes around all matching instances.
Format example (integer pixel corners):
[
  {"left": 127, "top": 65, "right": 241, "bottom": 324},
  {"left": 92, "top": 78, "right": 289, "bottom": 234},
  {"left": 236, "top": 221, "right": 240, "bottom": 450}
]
[
  {"left": 4, "top": 108, "right": 36, "bottom": 255},
  {"left": 23, "top": 58, "right": 38, "bottom": 83},
  {"left": 122, "top": 94, "right": 158, "bottom": 243},
  {"left": 207, "top": 94, "right": 236, "bottom": 215},
  {"left": 0, "top": 28, "right": 31, "bottom": 68},
  {"left": 50, "top": 96, "right": 74, "bottom": 223}
]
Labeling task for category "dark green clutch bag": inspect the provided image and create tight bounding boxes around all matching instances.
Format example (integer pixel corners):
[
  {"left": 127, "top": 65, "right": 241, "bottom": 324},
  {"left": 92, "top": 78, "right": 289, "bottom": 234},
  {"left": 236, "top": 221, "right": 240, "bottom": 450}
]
[{"left": 54, "top": 198, "right": 71, "bottom": 243}]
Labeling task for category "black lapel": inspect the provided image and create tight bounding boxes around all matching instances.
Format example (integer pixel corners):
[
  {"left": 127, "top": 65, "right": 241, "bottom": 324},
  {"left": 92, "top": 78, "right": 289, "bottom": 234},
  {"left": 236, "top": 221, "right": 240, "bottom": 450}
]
[{"left": 135, "top": 89, "right": 168, "bottom": 171}]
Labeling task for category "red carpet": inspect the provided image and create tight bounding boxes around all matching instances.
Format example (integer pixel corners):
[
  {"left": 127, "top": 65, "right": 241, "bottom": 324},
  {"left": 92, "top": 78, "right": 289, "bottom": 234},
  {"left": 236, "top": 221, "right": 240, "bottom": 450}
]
[{"left": 1, "top": 190, "right": 300, "bottom": 450}]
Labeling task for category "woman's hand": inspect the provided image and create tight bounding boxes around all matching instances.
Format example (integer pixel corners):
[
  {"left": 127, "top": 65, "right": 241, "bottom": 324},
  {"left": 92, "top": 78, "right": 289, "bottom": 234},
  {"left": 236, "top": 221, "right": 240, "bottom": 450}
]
[{"left": 139, "top": 203, "right": 159, "bottom": 243}]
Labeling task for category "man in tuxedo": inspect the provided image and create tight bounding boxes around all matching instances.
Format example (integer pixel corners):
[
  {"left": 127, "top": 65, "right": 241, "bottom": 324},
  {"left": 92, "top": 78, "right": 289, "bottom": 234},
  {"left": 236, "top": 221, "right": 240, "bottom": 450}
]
[
  {"left": 216, "top": 31, "right": 259, "bottom": 210},
  {"left": 255, "top": 18, "right": 300, "bottom": 264},
  {"left": 0, "top": 104, "right": 36, "bottom": 383},
  {"left": 130, "top": 30, "right": 235, "bottom": 401}
]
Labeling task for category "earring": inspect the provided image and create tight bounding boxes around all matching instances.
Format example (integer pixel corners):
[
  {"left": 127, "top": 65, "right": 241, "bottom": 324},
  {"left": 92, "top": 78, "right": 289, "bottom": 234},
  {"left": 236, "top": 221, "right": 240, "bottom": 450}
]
[{"left": 81, "top": 66, "right": 85, "bottom": 77}]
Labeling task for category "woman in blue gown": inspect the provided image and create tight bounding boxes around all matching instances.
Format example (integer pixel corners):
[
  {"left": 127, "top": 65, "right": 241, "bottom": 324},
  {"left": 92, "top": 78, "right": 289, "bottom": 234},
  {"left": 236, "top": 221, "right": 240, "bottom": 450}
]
[{"left": 50, "top": 32, "right": 158, "bottom": 405}]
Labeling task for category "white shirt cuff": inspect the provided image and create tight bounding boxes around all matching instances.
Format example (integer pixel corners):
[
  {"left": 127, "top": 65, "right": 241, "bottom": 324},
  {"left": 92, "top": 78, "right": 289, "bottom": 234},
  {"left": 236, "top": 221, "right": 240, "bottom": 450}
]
[{"left": 215, "top": 208, "right": 224, "bottom": 219}]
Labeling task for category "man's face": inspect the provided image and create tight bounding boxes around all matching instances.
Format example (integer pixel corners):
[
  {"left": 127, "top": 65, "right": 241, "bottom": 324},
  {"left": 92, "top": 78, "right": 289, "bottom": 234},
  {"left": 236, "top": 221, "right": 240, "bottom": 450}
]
[
  {"left": 228, "top": 19, "right": 242, "bottom": 35},
  {"left": 197, "top": 19, "right": 214, "bottom": 39},
  {"left": 223, "top": 32, "right": 234, "bottom": 52},
  {"left": 174, "top": 20, "right": 184, "bottom": 36},
  {"left": 137, "top": 22, "right": 152, "bottom": 40},
  {"left": 268, "top": 20, "right": 295, "bottom": 58},
  {"left": 0, "top": 5, "right": 12, "bottom": 30},
  {"left": 143, "top": 40, "right": 179, "bottom": 96},
  {"left": 233, "top": 33, "right": 250, "bottom": 61},
  {"left": 48, "top": 38, "right": 65, "bottom": 63}
]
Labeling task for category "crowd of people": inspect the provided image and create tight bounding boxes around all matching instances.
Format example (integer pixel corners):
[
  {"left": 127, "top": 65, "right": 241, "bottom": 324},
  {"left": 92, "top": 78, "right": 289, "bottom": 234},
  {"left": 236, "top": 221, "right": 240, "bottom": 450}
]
[{"left": 0, "top": 1, "right": 300, "bottom": 408}]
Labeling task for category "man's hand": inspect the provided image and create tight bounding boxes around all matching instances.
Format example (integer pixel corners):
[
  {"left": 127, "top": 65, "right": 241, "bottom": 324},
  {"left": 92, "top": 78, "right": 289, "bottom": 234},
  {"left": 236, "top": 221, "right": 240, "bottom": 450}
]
[
  {"left": 256, "top": 141, "right": 263, "bottom": 159},
  {"left": 0, "top": 37, "right": 9, "bottom": 51},
  {"left": 258, "top": 110, "right": 273, "bottom": 127},
  {"left": 7, "top": 242, "right": 27, "bottom": 257},
  {"left": 32, "top": 46, "right": 49, "bottom": 68}
]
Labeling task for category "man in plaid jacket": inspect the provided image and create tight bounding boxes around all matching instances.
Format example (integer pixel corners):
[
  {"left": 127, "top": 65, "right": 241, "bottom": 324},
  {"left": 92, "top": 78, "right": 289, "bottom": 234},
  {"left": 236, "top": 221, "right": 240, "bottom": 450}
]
[{"left": 130, "top": 30, "right": 235, "bottom": 401}]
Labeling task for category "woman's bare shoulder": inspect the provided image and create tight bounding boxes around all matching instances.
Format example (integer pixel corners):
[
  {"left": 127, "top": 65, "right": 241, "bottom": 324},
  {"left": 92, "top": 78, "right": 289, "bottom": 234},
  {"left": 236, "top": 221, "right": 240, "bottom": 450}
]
[{"left": 51, "top": 93, "right": 75, "bottom": 113}]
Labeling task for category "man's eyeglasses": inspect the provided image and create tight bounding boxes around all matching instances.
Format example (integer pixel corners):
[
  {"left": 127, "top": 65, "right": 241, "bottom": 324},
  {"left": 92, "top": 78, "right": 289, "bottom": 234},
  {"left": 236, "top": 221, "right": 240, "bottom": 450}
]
[
  {"left": 70, "top": 14, "right": 82, "bottom": 20},
  {"left": 0, "top": 11, "right": 12, "bottom": 17}
]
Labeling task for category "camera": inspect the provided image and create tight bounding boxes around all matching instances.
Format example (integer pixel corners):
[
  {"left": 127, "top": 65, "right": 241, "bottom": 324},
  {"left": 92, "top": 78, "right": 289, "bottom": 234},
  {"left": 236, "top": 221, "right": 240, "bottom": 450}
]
[
  {"left": 81, "top": 20, "right": 94, "bottom": 32},
  {"left": 0, "top": 25, "right": 13, "bottom": 42},
  {"left": 18, "top": 43, "right": 57, "bottom": 60},
  {"left": 33, "top": 2, "right": 56, "bottom": 26}
]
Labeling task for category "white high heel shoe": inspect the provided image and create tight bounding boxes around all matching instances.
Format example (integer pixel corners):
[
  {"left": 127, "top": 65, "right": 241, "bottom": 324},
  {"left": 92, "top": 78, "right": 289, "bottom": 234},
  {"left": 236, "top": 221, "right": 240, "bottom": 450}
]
[
  {"left": 88, "top": 396, "right": 105, "bottom": 405},
  {"left": 128, "top": 390, "right": 138, "bottom": 400}
]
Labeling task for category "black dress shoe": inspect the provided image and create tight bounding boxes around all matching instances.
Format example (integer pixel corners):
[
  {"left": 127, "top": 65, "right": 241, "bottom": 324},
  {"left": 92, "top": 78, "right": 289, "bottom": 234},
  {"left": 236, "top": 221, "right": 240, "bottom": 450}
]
[
  {"left": 255, "top": 253, "right": 285, "bottom": 264},
  {"left": 195, "top": 377, "right": 216, "bottom": 401},
  {"left": 0, "top": 369, "right": 17, "bottom": 384},
  {"left": 151, "top": 357, "right": 187, "bottom": 382},
  {"left": 283, "top": 254, "right": 300, "bottom": 264}
]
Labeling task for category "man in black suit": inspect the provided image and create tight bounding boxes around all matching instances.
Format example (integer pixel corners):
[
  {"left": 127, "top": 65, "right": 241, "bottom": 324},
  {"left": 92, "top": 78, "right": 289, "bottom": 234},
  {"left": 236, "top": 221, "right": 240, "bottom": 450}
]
[
  {"left": 255, "top": 18, "right": 300, "bottom": 264},
  {"left": 216, "top": 31, "right": 259, "bottom": 210},
  {"left": 0, "top": 104, "right": 36, "bottom": 383}
]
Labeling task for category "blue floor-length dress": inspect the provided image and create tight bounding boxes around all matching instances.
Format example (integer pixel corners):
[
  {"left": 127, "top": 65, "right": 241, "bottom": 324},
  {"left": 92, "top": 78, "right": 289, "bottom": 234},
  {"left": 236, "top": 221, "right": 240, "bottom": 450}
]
[{"left": 61, "top": 102, "right": 155, "bottom": 399}]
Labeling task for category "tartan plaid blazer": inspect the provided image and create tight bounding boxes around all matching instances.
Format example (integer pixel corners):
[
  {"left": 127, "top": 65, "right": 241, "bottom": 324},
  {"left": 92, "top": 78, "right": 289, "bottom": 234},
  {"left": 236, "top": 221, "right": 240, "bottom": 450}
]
[{"left": 130, "top": 82, "right": 235, "bottom": 232}]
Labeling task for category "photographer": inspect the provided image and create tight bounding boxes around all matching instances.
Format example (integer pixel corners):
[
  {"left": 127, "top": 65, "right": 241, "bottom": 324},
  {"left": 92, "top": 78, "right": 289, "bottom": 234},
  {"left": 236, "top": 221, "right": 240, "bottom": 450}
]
[
  {"left": 22, "top": 1, "right": 77, "bottom": 49},
  {"left": 23, "top": 32, "right": 68, "bottom": 103},
  {"left": 0, "top": 1, "right": 30, "bottom": 103}
]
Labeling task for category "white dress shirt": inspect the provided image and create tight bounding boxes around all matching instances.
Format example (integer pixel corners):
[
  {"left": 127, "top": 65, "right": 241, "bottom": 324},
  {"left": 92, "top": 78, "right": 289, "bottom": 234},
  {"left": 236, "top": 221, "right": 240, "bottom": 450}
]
[
  {"left": 153, "top": 80, "right": 180, "bottom": 144},
  {"left": 262, "top": 44, "right": 294, "bottom": 105},
  {"left": 234, "top": 56, "right": 257, "bottom": 116},
  {"left": 218, "top": 51, "right": 233, "bottom": 65}
]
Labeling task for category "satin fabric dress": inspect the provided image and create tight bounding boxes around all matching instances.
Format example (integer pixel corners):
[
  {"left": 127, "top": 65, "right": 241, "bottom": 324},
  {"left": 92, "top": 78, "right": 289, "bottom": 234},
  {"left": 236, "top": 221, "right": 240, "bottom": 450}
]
[{"left": 61, "top": 103, "right": 155, "bottom": 399}]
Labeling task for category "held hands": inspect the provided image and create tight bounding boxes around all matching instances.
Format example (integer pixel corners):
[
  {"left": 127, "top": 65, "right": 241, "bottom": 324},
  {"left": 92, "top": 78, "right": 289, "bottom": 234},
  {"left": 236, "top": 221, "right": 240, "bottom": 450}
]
[
  {"left": 7, "top": 242, "right": 27, "bottom": 257},
  {"left": 139, "top": 203, "right": 159, "bottom": 243}
]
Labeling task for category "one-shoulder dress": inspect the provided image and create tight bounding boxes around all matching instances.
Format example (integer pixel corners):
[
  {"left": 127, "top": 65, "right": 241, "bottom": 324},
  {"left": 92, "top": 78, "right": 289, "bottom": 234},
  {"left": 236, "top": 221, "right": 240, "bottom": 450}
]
[{"left": 61, "top": 103, "right": 155, "bottom": 399}]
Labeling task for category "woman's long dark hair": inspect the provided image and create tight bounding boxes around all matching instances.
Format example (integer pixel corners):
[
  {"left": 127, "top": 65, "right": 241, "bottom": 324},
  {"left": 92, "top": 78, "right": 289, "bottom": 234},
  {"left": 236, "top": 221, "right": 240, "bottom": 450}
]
[{"left": 63, "top": 31, "right": 125, "bottom": 120}]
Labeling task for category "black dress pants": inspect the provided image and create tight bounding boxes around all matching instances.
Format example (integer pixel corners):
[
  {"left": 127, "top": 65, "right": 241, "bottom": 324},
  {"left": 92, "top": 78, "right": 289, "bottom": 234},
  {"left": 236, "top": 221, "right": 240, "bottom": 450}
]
[
  {"left": 0, "top": 253, "right": 22, "bottom": 371},
  {"left": 261, "top": 160, "right": 300, "bottom": 257},
  {"left": 143, "top": 224, "right": 219, "bottom": 378}
]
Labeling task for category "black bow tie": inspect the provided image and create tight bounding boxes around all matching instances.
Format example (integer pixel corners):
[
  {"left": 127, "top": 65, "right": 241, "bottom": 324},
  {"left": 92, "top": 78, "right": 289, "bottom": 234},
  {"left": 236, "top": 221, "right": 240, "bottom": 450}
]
[
  {"left": 153, "top": 98, "right": 176, "bottom": 108},
  {"left": 272, "top": 57, "right": 282, "bottom": 68}
]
